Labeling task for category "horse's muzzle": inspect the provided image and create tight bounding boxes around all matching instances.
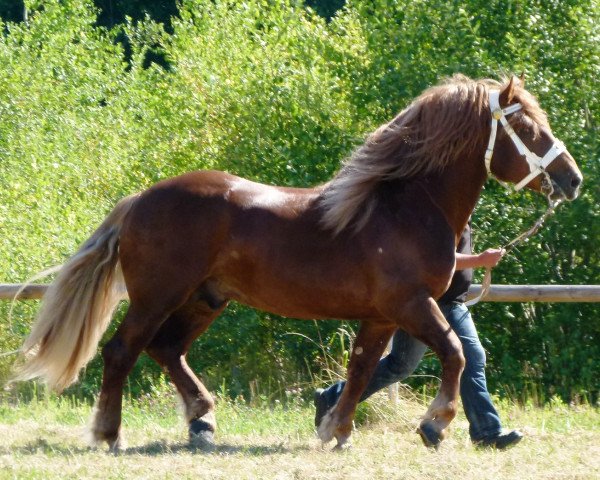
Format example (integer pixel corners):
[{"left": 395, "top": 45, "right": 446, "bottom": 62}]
[{"left": 548, "top": 169, "right": 583, "bottom": 201}]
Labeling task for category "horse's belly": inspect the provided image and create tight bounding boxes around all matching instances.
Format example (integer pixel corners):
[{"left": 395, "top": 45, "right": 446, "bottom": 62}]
[{"left": 215, "top": 275, "right": 375, "bottom": 320}]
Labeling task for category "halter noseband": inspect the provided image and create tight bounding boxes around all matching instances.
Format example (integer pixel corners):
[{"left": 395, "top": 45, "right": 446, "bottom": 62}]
[{"left": 485, "top": 90, "right": 567, "bottom": 191}]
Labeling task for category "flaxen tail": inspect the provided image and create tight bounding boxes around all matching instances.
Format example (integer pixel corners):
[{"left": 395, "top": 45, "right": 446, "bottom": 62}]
[{"left": 14, "top": 194, "right": 139, "bottom": 392}]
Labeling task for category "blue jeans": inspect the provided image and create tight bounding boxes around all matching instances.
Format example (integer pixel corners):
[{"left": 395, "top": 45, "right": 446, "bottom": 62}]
[{"left": 321, "top": 302, "right": 502, "bottom": 441}]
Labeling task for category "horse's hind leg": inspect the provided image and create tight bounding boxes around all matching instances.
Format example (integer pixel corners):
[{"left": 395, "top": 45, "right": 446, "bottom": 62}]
[
  {"left": 91, "top": 301, "right": 178, "bottom": 451},
  {"left": 145, "top": 299, "right": 225, "bottom": 450}
]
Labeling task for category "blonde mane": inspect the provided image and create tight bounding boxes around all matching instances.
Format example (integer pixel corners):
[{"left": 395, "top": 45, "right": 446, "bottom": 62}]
[{"left": 318, "top": 74, "right": 549, "bottom": 234}]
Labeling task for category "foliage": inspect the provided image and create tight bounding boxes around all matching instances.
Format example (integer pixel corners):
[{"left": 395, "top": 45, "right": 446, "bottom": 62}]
[{"left": 0, "top": 0, "right": 598, "bottom": 404}]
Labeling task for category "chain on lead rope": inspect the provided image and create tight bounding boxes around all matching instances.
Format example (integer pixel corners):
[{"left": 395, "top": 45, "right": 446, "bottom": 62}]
[{"left": 465, "top": 198, "right": 563, "bottom": 307}]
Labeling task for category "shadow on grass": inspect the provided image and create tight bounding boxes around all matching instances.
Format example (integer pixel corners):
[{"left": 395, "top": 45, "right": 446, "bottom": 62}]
[
  {"left": 3, "top": 438, "right": 313, "bottom": 457},
  {"left": 125, "top": 439, "right": 314, "bottom": 456},
  {"left": 0, "top": 438, "right": 92, "bottom": 456}
]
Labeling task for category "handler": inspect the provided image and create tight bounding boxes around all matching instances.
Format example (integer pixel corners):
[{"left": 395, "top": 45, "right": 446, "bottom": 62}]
[{"left": 314, "top": 224, "right": 523, "bottom": 449}]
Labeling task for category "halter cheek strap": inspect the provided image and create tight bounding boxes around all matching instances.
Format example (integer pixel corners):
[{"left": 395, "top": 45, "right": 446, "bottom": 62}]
[
  {"left": 485, "top": 91, "right": 522, "bottom": 176},
  {"left": 485, "top": 90, "right": 568, "bottom": 191}
]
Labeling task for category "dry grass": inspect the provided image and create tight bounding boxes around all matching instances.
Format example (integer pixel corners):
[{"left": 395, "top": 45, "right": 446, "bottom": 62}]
[{"left": 0, "top": 392, "right": 598, "bottom": 480}]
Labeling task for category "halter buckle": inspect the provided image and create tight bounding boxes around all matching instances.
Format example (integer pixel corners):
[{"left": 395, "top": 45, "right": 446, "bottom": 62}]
[{"left": 492, "top": 109, "right": 503, "bottom": 120}]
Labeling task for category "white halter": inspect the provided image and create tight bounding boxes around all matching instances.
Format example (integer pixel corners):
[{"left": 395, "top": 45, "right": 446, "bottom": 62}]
[
  {"left": 467, "top": 90, "right": 568, "bottom": 307},
  {"left": 485, "top": 90, "right": 567, "bottom": 191}
]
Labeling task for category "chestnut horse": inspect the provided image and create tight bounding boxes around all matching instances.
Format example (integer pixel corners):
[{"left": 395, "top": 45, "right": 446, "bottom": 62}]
[{"left": 16, "top": 75, "right": 582, "bottom": 451}]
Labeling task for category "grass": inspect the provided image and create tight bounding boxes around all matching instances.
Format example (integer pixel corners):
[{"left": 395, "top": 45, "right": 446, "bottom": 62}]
[{"left": 0, "top": 388, "right": 598, "bottom": 480}]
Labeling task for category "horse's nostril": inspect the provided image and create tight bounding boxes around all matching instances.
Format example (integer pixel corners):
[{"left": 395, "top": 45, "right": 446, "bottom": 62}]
[{"left": 571, "top": 174, "right": 582, "bottom": 189}]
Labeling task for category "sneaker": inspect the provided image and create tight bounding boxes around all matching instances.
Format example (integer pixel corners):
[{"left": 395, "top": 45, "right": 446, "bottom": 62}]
[
  {"left": 476, "top": 429, "right": 523, "bottom": 449},
  {"left": 313, "top": 388, "right": 330, "bottom": 428}
]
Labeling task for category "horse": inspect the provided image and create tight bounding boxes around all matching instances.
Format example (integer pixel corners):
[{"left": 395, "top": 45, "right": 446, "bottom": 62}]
[{"left": 14, "top": 74, "right": 582, "bottom": 451}]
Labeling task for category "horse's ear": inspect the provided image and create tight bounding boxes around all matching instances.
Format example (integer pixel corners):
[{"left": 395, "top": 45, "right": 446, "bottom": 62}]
[
  {"left": 519, "top": 71, "right": 526, "bottom": 88},
  {"left": 499, "top": 76, "right": 516, "bottom": 105}
]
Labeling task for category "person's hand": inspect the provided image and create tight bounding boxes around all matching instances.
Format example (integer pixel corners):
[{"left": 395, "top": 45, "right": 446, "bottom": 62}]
[{"left": 476, "top": 248, "right": 505, "bottom": 268}]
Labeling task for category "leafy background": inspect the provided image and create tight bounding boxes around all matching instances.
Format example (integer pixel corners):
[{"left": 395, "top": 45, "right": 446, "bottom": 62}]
[{"left": 0, "top": 0, "right": 598, "bottom": 404}]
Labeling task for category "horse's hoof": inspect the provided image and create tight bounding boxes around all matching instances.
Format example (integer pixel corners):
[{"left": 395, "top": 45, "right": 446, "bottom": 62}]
[
  {"left": 190, "top": 430, "right": 216, "bottom": 452},
  {"left": 189, "top": 419, "right": 216, "bottom": 452},
  {"left": 107, "top": 436, "right": 125, "bottom": 454},
  {"left": 332, "top": 438, "right": 352, "bottom": 451},
  {"left": 417, "top": 423, "right": 442, "bottom": 449},
  {"left": 88, "top": 428, "right": 124, "bottom": 453}
]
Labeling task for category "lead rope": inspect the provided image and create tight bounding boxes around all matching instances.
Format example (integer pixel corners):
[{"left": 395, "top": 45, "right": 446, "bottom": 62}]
[{"left": 465, "top": 197, "right": 563, "bottom": 306}]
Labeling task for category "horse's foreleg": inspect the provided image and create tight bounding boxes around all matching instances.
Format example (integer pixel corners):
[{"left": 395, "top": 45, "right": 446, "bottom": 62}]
[
  {"left": 388, "top": 296, "right": 465, "bottom": 448},
  {"left": 146, "top": 301, "right": 224, "bottom": 450},
  {"left": 318, "top": 321, "right": 396, "bottom": 449}
]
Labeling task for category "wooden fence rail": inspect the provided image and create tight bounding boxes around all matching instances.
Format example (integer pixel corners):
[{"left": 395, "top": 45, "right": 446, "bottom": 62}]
[
  {"left": 0, "top": 284, "right": 49, "bottom": 300},
  {"left": 465, "top": 284, "right": 600, "bottom": 303},
  {"left": 1, "top": 283, "right": 600, "bottom": 302}
]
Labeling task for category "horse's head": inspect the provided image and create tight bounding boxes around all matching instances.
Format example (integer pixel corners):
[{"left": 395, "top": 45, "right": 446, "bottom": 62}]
[{"left": 485, "top": 76, "right": 583, "bottom": 201}]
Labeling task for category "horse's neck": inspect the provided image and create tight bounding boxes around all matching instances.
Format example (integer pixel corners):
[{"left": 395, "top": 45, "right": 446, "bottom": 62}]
[{"left": 419, "top": 155, "right": 487, "bottom": 240}]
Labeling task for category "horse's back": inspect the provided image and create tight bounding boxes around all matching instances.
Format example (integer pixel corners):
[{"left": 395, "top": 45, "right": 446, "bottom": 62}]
[{"left": 116, "top": 170, "right": 323, "bottom": 306}]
